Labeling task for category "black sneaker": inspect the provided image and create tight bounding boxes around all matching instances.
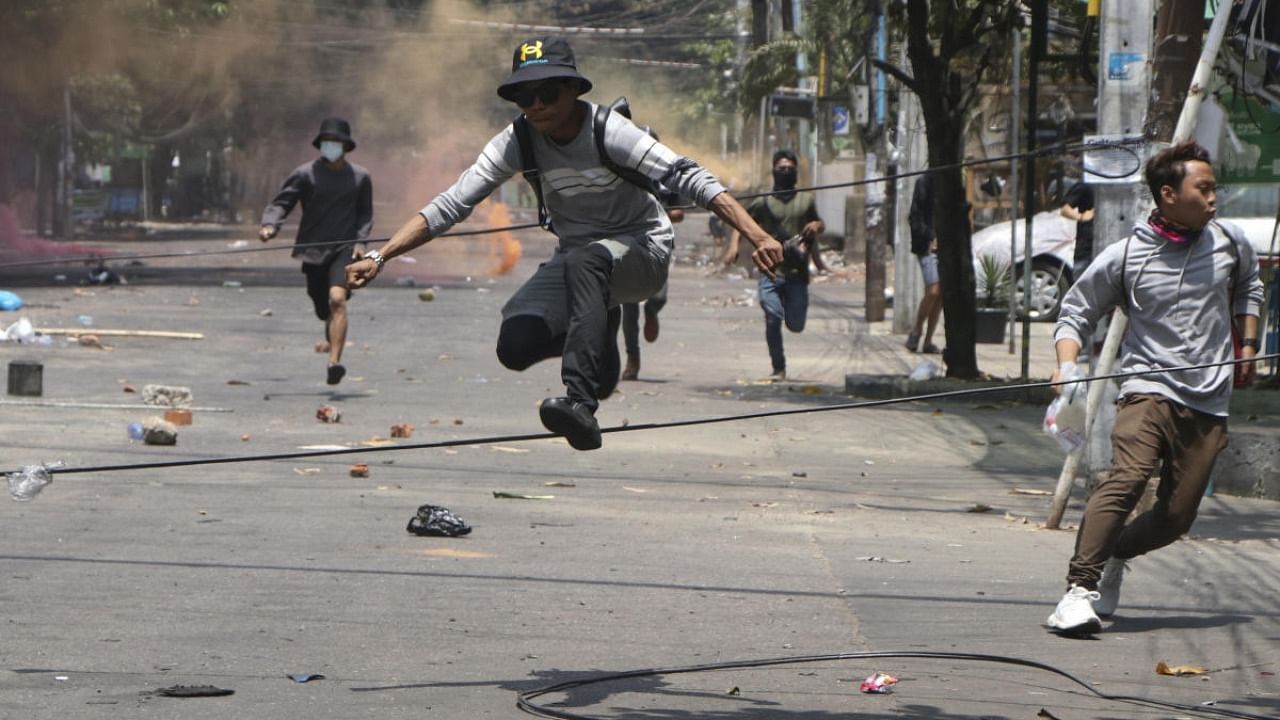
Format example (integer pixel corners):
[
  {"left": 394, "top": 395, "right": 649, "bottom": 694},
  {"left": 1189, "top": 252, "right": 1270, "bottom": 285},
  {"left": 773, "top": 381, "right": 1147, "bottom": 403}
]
[
  {"left": 596, "top": 306, "right": 622, "bottom": 400},
  {"left": 539, "top": 397, "right": 602, "bottom": 451},
  {"left": 326, "top": 364, "right": 346, "bottom": 385}
]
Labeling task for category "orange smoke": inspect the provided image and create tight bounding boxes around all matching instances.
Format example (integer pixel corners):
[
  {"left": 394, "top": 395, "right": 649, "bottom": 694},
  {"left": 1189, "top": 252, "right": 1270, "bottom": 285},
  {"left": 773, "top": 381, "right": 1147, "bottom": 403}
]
[{"left": 484, "top": 202, "right": 522, "bottom": 276}]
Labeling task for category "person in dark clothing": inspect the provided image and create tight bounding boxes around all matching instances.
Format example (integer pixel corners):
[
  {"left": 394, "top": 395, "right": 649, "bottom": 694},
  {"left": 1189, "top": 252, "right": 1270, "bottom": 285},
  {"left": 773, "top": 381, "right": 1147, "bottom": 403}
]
[
  {"left": 724, "top": 150, "right": 827, "bottom": 381},
  {"left": 620, "top": 203, "right": 680, "bottom": 381},
  {"left": 1061, "top": 180, "right": 1096, "bottom": 282},
  {"left": 346, "top": 37, "right": 782, "bottom": 451},
  {"left": 905, "top": 173, "right": 941, "bottom": 354},
  {"left": 260, "top": 117, "right": 374, "bottom": 385}
]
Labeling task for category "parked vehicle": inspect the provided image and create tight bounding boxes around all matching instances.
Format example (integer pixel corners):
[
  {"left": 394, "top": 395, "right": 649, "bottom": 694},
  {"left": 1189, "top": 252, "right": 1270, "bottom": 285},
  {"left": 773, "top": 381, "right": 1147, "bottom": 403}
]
[{"left": 973, "top": 206, "right": 1278, "bottom": 321}]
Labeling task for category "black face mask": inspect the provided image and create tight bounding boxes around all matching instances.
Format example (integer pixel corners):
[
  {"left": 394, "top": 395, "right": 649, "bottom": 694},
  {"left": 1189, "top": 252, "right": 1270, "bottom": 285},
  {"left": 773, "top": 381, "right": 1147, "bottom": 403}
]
[{"left": 772, "top": 167, "right": 797, "bottom": 189}]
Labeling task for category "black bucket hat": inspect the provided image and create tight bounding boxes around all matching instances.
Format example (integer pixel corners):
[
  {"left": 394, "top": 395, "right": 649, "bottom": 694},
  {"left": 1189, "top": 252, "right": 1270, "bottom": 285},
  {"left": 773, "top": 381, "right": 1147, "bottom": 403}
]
[
  {"left": 312, "top": 117, "right": 356, "bottom": 152},
  {"left": 496, "top": 37, "right": 592, "bottom": 102}
]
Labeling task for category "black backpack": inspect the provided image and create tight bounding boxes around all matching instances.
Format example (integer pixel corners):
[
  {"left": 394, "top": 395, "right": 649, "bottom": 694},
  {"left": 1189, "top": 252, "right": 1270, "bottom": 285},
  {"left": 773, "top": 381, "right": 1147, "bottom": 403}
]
[{"left": 512, "top": 96, "right": 664, "bottom": 233}]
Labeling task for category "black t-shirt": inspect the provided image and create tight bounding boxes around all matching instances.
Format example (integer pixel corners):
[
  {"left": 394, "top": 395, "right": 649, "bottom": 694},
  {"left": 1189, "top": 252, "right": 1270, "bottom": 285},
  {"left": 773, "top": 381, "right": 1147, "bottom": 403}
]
[
  {"left": 1063, "top": 182, "right": 1095, "bottom": 264},
  {"left": 908, "top": 174, "right": 934, "bottom": 257}
]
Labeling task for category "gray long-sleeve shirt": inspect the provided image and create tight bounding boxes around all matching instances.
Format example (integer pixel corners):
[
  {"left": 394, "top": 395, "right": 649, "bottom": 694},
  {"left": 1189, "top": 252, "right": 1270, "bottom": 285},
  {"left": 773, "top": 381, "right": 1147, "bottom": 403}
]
[
  {"left": 419, "top": 101, "right": 727, "bottom": 249},
  {"left": 1055, "top": 218, "right": 1263, "bottom": 416},
  {"left": 262, "top": 159, "right": 374, "bottom": 264}
]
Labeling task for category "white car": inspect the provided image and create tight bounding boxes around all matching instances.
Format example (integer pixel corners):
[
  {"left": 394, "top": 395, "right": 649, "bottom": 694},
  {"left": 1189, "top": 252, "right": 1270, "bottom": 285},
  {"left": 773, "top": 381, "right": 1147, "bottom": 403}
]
[{"left": 972, "top": 208, "right": 1278, "bottom": 320}]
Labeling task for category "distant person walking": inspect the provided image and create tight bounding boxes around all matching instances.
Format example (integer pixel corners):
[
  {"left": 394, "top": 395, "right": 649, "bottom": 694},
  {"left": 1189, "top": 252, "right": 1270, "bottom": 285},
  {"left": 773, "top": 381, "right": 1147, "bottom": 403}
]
[
  {"left": 905, "top": 173, "right": 941, "bottom": 354},
  {"left": 260, "top": 117, "right": 373, "bottom": 386}
]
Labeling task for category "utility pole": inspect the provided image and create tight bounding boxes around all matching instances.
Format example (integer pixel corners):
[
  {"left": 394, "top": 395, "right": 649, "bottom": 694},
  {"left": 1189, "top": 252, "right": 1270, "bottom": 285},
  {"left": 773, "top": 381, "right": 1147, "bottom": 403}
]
[
  {"left": 1149, "top": 0, "right": 1205, "bottom": 142},
  {"left": 1047, "top": 0, "right": 1154, "bottom": 528},
  {"left": 865, "top": 0, "right": 887, "bottom": 322}
]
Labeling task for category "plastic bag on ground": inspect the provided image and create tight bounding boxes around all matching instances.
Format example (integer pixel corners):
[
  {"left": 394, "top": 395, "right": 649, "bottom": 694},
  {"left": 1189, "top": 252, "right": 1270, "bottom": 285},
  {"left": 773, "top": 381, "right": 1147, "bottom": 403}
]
[
  {"left": 406, "top": 504, "right": 472, "bottom": 537},
  {"left": 8, "top": 462, "right": 63, "bottom": 501},
  {"left": 908, "top": 359, "right": 940, "bottom": 381}
]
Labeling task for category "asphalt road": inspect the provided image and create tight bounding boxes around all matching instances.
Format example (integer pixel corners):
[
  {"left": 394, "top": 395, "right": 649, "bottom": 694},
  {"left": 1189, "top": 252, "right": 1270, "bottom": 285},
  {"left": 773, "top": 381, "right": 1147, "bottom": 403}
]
[{"left": 2, "top": 228, "right": 1277, "bottom": 719}]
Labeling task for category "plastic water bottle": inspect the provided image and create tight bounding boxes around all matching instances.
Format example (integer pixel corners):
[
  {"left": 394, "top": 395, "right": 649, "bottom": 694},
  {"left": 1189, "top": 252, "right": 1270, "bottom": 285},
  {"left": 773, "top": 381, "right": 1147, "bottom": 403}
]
[{"left": 127, "top": 422, "right": 144, "bottom": 440}]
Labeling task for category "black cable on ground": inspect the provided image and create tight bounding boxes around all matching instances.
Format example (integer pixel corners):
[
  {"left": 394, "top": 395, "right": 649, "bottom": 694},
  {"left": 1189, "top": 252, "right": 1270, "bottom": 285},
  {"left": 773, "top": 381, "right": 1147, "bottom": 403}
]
[
  {"left": 515, "top": 649, "right": 1273, "bottom": 720},
  {"left": 0, "top": 139, "right": 1142, "bottom": 272},
  {"left": 10, "top": 352, "right": 1275, "bottom": 478}
]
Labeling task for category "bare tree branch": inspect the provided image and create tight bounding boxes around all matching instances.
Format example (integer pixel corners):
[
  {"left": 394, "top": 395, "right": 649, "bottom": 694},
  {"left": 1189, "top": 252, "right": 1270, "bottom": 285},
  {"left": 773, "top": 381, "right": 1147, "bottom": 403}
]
[{"left": 871, "top": 58, "right": 917, "bottom": 93}]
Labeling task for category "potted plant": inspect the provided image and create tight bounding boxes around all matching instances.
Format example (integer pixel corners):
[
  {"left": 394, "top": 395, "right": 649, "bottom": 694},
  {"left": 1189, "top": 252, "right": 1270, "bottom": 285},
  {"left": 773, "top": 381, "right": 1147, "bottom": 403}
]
[{"left": 975, "top": 254, "right": 1011, "bottom": 343}]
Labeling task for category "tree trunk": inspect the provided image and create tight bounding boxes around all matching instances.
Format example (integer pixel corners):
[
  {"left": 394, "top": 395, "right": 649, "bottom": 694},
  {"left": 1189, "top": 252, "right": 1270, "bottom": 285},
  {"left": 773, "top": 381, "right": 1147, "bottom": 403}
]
[
  {"left": 926, "top": 117, "right": 979, "bottom": 378},
  {"left": 1149, "top": 0, "right": 1203, "bottom": 142}
]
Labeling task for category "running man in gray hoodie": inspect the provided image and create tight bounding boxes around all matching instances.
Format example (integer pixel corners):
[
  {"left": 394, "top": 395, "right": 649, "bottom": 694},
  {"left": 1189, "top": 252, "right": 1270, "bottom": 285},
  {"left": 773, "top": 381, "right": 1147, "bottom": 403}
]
[{"left": 1046, "top": 141, "right": 1264, "bottom": 635}]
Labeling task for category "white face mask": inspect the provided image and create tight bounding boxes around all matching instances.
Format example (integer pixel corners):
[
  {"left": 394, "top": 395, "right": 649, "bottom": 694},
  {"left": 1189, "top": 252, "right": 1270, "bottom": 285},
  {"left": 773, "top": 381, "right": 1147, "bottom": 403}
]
[{"left": 319, "top": 141, "right": 344, "bottom": 162}]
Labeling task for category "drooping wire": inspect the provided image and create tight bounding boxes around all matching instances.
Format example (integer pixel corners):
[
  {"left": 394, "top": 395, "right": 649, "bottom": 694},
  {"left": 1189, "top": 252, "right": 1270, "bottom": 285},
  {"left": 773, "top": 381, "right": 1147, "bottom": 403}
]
[
  {"left": 514, "top": 650, "right": 1274, "bottom": 720},
  {"left": 10, "top": 352, "right": 1274, "bottom": 479}
]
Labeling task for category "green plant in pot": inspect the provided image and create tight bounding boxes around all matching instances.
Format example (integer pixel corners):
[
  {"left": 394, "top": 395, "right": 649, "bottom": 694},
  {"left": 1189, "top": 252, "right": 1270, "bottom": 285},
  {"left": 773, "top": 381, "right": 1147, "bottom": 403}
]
[{"left": 975, "top": 254, "right": 1011, "bottom": 343}]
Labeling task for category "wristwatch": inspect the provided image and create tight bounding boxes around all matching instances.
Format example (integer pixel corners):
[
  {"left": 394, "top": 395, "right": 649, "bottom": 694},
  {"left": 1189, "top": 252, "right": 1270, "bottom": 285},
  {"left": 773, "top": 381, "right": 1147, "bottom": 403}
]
[
  {"left": 363, "top": 249, "right": 386, "bottom": 269},
  {"left": 1240, "top": 337, "right": 1261, "bottom": 351}
]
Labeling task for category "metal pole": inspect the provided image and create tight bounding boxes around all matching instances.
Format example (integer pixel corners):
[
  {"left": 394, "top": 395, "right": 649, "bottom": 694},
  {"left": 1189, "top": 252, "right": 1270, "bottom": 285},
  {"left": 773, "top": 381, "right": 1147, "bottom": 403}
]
[
  {"left": 1008, "top": 27, "right": 1021, "bottom": 355},
  {"left": 1021, "top": 1, "right": 1046, "bottom": 381},
  {"left": 1047, "top": 0, "right": 1230, "bottom": 529}
]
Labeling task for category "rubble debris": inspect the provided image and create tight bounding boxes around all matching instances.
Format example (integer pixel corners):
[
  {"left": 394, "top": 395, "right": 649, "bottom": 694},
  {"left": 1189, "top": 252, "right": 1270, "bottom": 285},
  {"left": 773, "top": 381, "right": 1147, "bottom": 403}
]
[
  {"left": 142, "top": 417, "right": 178, "bottom": 446},
  {"left": 349, "top": 463, "right": 369, "bottom": 478},
  {"left": 142, "top": 385, "right": 193, "bottom": 409},
  {"left": 316, "top": 405, "right": 341, "bottom": 423},
  {"left": 859, "top": 672, "right": 898, "bottom": 694},
  {"left": 406, "top": 504, "right": 472, "bottom": 537},
  {"left": 390, "top": 423, "right": 414, "bottom": 438}
]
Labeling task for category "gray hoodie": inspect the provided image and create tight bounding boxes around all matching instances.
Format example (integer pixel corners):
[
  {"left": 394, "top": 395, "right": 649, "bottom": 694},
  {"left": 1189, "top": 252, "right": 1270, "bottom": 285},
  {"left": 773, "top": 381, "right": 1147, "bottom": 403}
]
[{"left": 1055, "top": 218, "right": 1263, "bottom": 416}]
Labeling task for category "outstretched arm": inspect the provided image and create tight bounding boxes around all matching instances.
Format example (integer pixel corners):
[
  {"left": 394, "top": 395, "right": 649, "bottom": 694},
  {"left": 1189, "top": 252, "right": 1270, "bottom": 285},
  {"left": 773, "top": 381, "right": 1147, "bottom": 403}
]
[{"left": 708, "top": 192, "right": 782, "bottom": 278}]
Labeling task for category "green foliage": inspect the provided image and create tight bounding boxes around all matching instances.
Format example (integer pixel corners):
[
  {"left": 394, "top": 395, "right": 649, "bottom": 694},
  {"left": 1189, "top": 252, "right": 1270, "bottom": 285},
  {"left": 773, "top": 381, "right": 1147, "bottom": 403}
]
[{"left": 976, "top": 254, "right": 1011, "bottom": 309}]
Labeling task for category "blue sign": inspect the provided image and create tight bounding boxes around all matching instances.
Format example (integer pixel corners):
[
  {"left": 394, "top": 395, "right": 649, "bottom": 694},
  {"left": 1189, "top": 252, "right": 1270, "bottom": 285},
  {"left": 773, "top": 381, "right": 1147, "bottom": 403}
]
[
  {"left": 832, "top": 104, "right": 850, "bottom": 136},
  {"left": 1107, "top": 52, "right": 1144, "bottom": 81}
]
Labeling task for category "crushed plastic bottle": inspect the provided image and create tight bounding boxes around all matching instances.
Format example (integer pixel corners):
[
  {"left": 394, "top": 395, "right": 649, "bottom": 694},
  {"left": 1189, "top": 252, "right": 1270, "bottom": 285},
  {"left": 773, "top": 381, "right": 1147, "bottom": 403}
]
[{"left": 7, "top": 462, "right": 63, "bottom": 501}]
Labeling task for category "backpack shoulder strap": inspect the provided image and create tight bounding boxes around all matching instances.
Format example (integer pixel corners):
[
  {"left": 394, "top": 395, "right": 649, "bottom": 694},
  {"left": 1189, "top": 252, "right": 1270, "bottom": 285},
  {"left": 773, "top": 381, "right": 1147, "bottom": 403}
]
[
  {"left": 1119, "top": 236, "right": 1132, "bottom": 310},
  {"left": 513, "top": 115, "right": 552, "bottom": 232},
  {"left": 593, "top": 105, "right": 661, "bottom": 198},
  {"left": 1210, "top": 219, "right": 1243, "bottom": 310}
]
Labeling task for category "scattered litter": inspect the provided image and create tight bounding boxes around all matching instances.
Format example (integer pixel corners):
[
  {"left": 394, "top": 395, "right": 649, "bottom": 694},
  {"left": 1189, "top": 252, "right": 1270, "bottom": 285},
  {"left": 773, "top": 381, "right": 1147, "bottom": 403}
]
[
  {"left": 394, "top": 276, "right": 417, "bottom": 287},
  {"left": 293, "top": 467, "right": 321, "bottom": 476},
  {"left": 798, "top": 385, "right": 822, "bottom": 395},
  {"left": 859, "top": 672, "right": 898, "bottom": 694},
  {"left": 142, "top": 385, "right": 193, "bottom": 409},
  {"left": 1037, "top": 709, "right": 1063, "bottom": 720},
  {"left": 406, "top": 504, "right": 472, "bottom": 537},
  {"left": 297, "top": 444, "right": 347, "bottom": 451},
  {"left": 127, "top": 422, "right": 144, "bottom": 440},
  {"left": 857, "top": 556, "right": 910, "bottom": 564},
  {"left": 390, "top": 423, "right": 414, "bottom": 438},
  {"left": 77, "top": 314, "right": 93, "bottom": 326},
  {"left": 726, "top": 686, "right": 740, "bottom": 696},
  {"left": 0, "top": 290, "right": 24, "bottom": 310},
  {"left": 864, "top": 460, "right": 875, "bottom": 465},
  {"left": 122, "top": 384, "right": 137, "bottom": 393},
  {"left": 361, "top": 436, "right": 395, "bottom": 447},
  {"left": 0, "top": 317, "right": 39, "bottom": 343},
  {"left": 490, "top": 445, "right": 528, "bottom": 453},
  {"left": 77, "top": 334, "right": 108, "bottom": 350},
  {"left": 156, "top": 684, "right": 234, "bottom": 698},
  {"left": 966, "top": 503, "right": 992, "bottom": 513},
  {"left": 55, "top": 675, "right": 68, "bottom": 681},
  {"left": 287, "top": 673, "right": 324, "bottom": 683},
  {"left": 316, "top": 405, "right": 341, "bottom": 423},
  {"left": 349, "top": 463, "right": 369, "bottom": 478},
  {"left": 142, "top": 417, "right": 178, "bottom": 446},
  {"left": 222, "top": 280, "right": 242, "bottom": 288},
  {"left": 909, "top": 360, "right": 941, "bottom": 381},
  {"left": 240, "top": 433, "right": 251, "bottom": 442},
  {"left": 418, "top": 289, "right": 436, "bottom": 301},
  {"left": 1156, "top": 661, "right": 1209, "bottom": 677},
  {"left": 452, "top": 417, "right": 464, "bottom": 425},
  {"left": 622, "top": 486, "right": 647, "bottom": 493},
  {"left": 7, "top": 462, "right": 61, "bottom": 501},
  {"left": 164, "top": 409, "right": 192, "bottom": 426},
  {"left": 492, "top": 492, "right": 554, "bottom": 500},
  {"left": 1010, "top": 488, "right": 1053, "bottom": 496},
  {"left": 226, "top": 379, "right": 251, "bottom": 386},
  {"left": 753, "top": 502, "right": 778, "bottom": 508},
  {"left": 792, "top": 471, "right": 807, "bottom": 478},
  {"left": 544, "top": 481, "right": 576, "bottom": 487},
  {"left": 259, "top": 309, "right": 273, "bottom": 317},
  {"left": 227, "top": 240, "right": 249, "bottom": 249}
]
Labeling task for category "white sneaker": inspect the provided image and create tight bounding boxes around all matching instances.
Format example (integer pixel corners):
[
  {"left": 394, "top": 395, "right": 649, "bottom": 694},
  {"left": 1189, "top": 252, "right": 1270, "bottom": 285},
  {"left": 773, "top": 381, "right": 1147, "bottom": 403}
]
[
  {"left": 1095, "top": 558, "right": 1127, "bottom": 617},
  {"left": 1047, "top": 585, "right": 1102, "bottom": 634}
]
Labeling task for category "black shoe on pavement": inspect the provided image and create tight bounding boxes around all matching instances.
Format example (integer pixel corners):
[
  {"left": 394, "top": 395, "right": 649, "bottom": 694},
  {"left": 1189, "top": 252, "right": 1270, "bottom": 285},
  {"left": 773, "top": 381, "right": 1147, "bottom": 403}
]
[
  {"left": 597, "top": 307, "right": 622, "bottom": 400},
  {"left": 539, "top": 397, "right": 602, "bottom": 451},
  {"left": 327, "top": 364, "right": 346, "bottom": 385}
]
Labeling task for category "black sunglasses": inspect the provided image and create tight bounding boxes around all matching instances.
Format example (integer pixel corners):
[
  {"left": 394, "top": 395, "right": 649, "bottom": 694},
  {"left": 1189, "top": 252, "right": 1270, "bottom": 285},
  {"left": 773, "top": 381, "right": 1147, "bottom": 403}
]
[{"left": 509, "top": 80, "right": 565, "bottom": 108}]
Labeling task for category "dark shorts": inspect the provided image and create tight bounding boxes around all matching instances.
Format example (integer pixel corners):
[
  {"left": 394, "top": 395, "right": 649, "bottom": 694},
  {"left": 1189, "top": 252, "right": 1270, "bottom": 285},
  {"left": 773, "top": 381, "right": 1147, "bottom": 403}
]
[{"left": 302, "top": 250, "right": 352, "bottom": 321}]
